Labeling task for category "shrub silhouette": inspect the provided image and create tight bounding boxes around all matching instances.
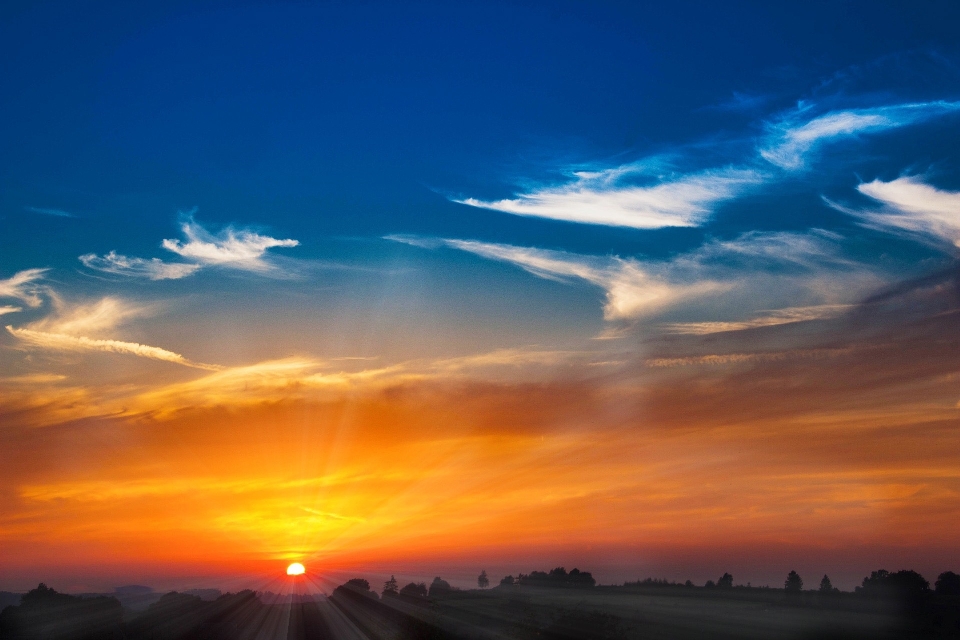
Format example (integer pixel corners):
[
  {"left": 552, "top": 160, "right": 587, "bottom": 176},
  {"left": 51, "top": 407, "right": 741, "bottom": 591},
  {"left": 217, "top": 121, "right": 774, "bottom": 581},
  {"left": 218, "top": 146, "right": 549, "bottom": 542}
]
[{"left": 717, "top": 573, "right": 733, "bottom": 588}]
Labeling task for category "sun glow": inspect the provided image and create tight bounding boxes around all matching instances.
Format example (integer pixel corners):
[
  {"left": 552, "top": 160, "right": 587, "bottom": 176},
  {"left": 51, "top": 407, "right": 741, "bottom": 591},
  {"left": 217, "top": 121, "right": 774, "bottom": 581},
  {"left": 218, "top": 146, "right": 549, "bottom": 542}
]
[{"left": 286, "top": 562, "right": 305, "bottom": 576}]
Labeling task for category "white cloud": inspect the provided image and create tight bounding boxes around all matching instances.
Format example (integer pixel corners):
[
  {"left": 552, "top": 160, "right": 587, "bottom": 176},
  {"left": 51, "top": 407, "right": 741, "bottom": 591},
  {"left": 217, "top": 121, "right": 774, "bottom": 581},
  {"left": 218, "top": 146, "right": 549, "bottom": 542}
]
[
  {"left": 4, "top": 295, "right": 218, "bottom": 369},
  {"left": 397, "top": 237, "right": 723, "bottom": 321},
  {"left": 5, "top": 326, "right": 220, "bottom": 370},
  {"left": 454, "top": 166, "right": 763, "bottom": 229},
  {"left": 760, "top": 101, "right": 960, "bottom": 170},
  {"left": 80, "top": 215, "right": 300, "bottom": 279},
  {"left": 392, "top": 229, "right": 880, "bottom": 328},
  {"left": 0, "top": 305, "right": 22, "bottom": 316},
  {"left": 79, "top": 251, "right": 201, "bottom": 280},
  {"left": 161, "top": 217, "right": 299, "bottom": 271},
  {"left": 854, "top": 176, "right": 960, "bottom": 249},
  {"left": 29, "top": 296, "right": 154, "bottom": 336},
  {"left": 0, "top": 268, "right": 48, "bottom": 308}
]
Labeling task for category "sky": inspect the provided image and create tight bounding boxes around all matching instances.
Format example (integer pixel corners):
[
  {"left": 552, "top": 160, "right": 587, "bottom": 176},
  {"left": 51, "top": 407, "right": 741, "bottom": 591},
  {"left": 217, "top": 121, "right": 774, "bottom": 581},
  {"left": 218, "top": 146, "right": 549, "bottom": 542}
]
[{"left": 1, "top": 0, "right": 959, "bottom": 593}]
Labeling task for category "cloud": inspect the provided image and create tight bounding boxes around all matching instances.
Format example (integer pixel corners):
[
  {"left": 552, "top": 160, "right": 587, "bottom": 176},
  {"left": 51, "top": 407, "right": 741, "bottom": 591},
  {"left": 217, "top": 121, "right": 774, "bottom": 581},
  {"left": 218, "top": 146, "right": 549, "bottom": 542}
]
[
  {"left": 393, "top": 229, "right": 882, "bottom": 330},
  {"left": 454, "top": 166, "right": 763, "bottom": 229},
  {"left": 79, "top": 251, "right": 201, "bottom": 280},
  {"left": 25, "top": 206, "right": 76, "bottom": 218},
  {"left": 645, "top": 346, "right": 856, "bottom": 368},
  {"left": 392, "top": 236, "right": 723, "bottom": 321},
  {"left": 0, "top": 268, "right": 48, "bottom": 308},
  {"left": 80, "top": 214, "right": 300, "bottom": 279},
  {"left": 27, "top": 296, "right": 155, "bottom": 336},
  {"left": 161, "top": 216, "right": 299, "bottom": 271},
  {"left": 0, "top": 305, "right": 22, "bottom": 316},
  {"left": 852, "top": 176, "right": 960, "bottom": 249},
  {"left": 660, "top": 304, "right": 854, "bottom": 335},
  {"left": 5, "top": 326, "right": 221, "bottom": 371},
  {"left": 760, "top": 101, "right": 960, "bottom": 170},
  {"left": 4, "top": 296, "right": 219, "bottom": 370}
]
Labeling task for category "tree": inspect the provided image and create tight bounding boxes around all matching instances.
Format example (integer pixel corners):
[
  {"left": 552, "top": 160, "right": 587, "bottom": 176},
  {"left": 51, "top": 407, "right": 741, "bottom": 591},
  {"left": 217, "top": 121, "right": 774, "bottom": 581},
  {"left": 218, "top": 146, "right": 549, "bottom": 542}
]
[
  {"left": 704, "top": 580, "right": 716, "bottom": 588},
  {"left": 819, "top": 575, "right": 834, "bottom": 593},
  {"left": 399, "top": 582, "right": 427, "bottom": 599},
  {"left": 382, "top": 575, "right": 398, "bottom": 597},
  {"left": 935, "top": 571, "right": 960, "bottom": 596},
  {"left": 499, "top": 575, "right": 515, "bottom": 586},
  {"left": 428, "top": 576, "right": 451, "bottom": 597},
  {"left": 717, "top": 573, "right": 733, "bottom": 588},
  {"left": 858, "top": 569, "right": 929, "bottom": 598},
  {"left": 478, "top": 570, "right": 489, "bottom": 589},
  {"left": 784, "top": 571, "right": 803, "bottom": 592}
]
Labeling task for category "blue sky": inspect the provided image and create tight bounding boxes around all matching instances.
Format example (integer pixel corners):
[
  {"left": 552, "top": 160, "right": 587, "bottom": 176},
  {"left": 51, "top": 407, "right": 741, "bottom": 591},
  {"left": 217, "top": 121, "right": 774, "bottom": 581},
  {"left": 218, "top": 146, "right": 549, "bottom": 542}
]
[{"left": 2, "top": 0, "right": 960, "bottom": 590}]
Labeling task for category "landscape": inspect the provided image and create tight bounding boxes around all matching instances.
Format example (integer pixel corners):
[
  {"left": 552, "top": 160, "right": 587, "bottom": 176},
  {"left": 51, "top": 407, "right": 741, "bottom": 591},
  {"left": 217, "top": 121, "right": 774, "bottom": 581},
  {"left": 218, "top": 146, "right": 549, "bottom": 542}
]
[{"left": 1, "top": 1, "right": 959, "bottom": 638}]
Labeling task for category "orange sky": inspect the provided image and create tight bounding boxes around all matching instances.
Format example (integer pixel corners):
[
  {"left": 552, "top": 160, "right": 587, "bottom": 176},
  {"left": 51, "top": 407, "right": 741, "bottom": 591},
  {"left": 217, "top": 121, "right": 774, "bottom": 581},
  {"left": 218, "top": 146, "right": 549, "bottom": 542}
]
[{"left": 2, "top": 274, "right": 957, "bottom": 592}]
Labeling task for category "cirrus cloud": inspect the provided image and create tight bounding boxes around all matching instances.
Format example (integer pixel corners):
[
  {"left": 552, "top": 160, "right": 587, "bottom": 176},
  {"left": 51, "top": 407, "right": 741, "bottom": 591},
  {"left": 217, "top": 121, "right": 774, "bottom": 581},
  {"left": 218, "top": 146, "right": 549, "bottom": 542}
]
[
  {"left": 79, "top": 214, "right": 300, "bottom": 280},
  {"left": 760, "top": 100, "right": 960, "bottom": 170},
  {"left": 454, "top": 166, "right": 763, "bottom": 229}
]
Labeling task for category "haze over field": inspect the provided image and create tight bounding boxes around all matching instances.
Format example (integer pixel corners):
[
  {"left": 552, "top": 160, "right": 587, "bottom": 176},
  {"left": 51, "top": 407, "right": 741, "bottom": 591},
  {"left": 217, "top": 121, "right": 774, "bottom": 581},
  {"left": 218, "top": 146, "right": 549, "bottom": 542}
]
[{"left": 1, "top": 0, "right": 959, "bottom": 596}]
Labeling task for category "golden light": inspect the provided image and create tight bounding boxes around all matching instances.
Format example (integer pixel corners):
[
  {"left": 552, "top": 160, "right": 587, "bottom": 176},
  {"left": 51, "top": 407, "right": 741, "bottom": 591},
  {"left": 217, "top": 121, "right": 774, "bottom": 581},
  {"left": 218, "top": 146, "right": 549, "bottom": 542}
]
[{"left": 286, "top": 562, "right": 305, "bottom": 576}]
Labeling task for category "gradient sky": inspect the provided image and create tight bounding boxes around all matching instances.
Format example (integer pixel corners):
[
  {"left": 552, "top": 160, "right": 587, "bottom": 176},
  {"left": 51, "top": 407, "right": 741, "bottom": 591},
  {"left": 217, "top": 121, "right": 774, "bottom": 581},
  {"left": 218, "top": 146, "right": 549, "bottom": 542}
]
[{"left": 1, "top": 0, "right": 959, "bottom": 593}]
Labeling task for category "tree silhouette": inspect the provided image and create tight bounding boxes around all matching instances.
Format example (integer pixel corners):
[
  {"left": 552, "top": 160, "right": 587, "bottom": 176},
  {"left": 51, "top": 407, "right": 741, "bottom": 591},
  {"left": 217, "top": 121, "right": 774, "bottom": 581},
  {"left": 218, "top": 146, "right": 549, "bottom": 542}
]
[
  {"left": 935, "top": 571, "right": 960, "bottom": 596},
  {"left": 819, "top": 575, "right": 834, "bottom": 593},
  {"left": 428, "top": 577, "right": 451, "bottom": 597},
  {"left": 478, "top": 570, "right": 489, "bottom": 589},
  {"left": 784, "top": 571, "right": 803, "bottom": 592},
  {"left": 717, "top": 573, "right": 733, "bottom": 588},
  {"left": 382, "top": 575, "right": 398, "bottom": 597},
  {"left": 500, "top": 575, "right": 515, "bottom": 586},
  {"left": 399, "top": 582, "right": 427, "bottom": 599}
]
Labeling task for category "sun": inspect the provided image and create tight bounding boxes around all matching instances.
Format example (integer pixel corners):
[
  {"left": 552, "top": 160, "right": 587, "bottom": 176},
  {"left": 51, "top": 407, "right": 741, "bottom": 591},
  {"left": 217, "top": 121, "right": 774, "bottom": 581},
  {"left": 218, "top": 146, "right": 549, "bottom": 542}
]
[{"left": 286, "top": 562, "right": 305, "bottom": 576}]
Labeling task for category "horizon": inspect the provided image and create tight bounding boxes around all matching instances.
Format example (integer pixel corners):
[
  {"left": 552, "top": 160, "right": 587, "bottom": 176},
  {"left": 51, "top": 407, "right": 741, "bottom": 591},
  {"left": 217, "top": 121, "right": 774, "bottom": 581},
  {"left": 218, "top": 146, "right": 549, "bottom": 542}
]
[{"left": 2, "top": 0, "right": 959, "bottom": 602}]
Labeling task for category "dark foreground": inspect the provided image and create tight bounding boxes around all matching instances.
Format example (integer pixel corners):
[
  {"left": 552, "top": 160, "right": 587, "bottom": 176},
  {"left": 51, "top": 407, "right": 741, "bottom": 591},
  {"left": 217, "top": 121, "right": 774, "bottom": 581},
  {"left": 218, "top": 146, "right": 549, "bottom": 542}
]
[{"left": 2, "top": 582, "right": 959, "bottom": 639}]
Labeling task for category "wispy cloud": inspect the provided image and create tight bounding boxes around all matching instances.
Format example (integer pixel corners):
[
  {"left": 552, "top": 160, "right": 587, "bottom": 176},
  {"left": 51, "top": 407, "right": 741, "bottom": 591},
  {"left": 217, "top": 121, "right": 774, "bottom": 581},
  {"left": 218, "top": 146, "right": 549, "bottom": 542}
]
[
  {"left": 5, "top": 326, "right": 220, "bottom": 370},
  {"left": 454, "top": 166, "right": 763, "bottom": 229},
  {"left": 645, "top": 346, "right": 855, "bottom": 368},
  {"left": 849, "top": 176, "right": 960, "bottom": 249},
  {"left": 392, "top": 230, "right": 881, "bottom": 330},
  {"left": 162, "top": 215, "right": 299, "bottom": 270},
  {"left": 80, "top": 214, "right": 300, "bottom": 279},
  {"left": 79, "top": 251, "right": 201, "bottom": 280},
  {"left": 24, "top": 206, "right": 76, "bottom": 218},
  {"left": 661, "top": 304, "right": 854, "bottom": 335},
  {"left": 390, "top": 235, "right": 724, "bottom": 321},
  {"left": 4, "top": 295, "right": 219, "bottom": 370},
  {"left": 760, "top": 101, "right": 960, "bottom": 170},
  {"left": 0, "top": 268, "right": 48, "bottom": 308},
  {"left": 0, "top": 305, "right": 22, "bottom": 316},
  {"left": 28, "top": 296, "right": 155, "bottom": 336}
]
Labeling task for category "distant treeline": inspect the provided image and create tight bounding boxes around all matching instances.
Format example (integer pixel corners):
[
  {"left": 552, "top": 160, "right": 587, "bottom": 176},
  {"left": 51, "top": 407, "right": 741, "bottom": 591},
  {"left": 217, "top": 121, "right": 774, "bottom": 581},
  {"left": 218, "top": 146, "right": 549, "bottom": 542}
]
[
  {"left": 1, "top": 567, "right": 958, "bottom": 639},
  {"left": 621, "top": 568, "right": 960, "bottom": 598}
]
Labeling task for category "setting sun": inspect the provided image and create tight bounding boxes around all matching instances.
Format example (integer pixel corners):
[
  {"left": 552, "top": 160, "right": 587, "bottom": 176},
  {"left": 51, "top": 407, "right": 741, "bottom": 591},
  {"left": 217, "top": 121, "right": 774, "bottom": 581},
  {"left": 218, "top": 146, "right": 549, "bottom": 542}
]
[{"left": 286, "top": 562, "right": 306, "bottom": 576}]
